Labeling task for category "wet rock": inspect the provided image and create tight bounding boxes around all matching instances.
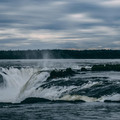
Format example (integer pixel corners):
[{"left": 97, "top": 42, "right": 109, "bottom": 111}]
[
  {"left": 21, "top": 97, "right": 51, "bottom": 104},
  {"left": 81, "top": 67, "right": 88, "bottom": 71},
  {"left": 0, "top": 74, "right": 4, "bottom": 84},
  {"left": 21, "top": 97, "right": 85, "bottom": 104},
  {"left": 92, "top": 64, "right": 120, "bottom": 71},
  {"left": 104, "top": 100, "right": 120, "bottom": 103},
  {"left": 48, "top": 68, "right": 76, "bottom": 80},
  {"left": 54, "top": 100, "right": 85, "bottom": 103}
]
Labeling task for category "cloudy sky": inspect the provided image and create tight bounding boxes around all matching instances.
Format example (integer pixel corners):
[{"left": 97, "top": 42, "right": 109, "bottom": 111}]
[{"left": 0, "top": 0, "right": 120, "bottom": 50}]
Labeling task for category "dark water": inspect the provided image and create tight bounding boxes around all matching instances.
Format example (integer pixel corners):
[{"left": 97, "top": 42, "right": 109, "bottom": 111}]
[
  {"left": 0, "top": 102, "right": 120, "bottom": 120},
  {"left": 0, "top": 59, "right": 120, "bottom": 120}
]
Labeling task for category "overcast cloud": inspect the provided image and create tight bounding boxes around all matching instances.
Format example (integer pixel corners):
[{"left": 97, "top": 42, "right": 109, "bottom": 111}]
[{"left": 0, "top": 0, "right": 120, "bottom": 50}]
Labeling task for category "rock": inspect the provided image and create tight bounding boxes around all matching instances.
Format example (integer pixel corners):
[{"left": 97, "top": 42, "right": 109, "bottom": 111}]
[
  {"left": 21, "top": 97, "right": 51, "bottom": 104},
  {"left": 48, "top": 68, "right": 76, "bottom": 80},
  {"left": 92, "top": 64, "right": 120, "bottom": 71},
  {"left": 0, "top": 74, "right": 4, "bottom": 84},
  {"left": 81, "top": 67, "right": 88, "bottom": 71},
  {"left": 104, "top": 100, "right": 120, "bottom": 103}
]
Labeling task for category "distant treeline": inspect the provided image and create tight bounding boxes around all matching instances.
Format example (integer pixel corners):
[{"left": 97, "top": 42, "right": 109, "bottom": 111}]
[{"left": 0, "top": 50, "right": 120, "bottom": 59}]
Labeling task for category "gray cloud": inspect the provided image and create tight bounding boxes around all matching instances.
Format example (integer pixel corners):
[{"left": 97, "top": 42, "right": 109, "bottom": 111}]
[{"left": 0, "top": 0, "right": 120, "bottom": 50}]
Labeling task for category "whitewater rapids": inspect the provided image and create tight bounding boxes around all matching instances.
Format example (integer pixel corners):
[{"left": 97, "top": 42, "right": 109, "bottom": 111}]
[{"left": 0, "top": 66, "right": 120, "bottom": 103}]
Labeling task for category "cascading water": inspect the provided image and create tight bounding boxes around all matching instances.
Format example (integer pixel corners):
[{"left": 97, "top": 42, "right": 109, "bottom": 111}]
[
  {"left": 17, "top": 71, "right": 50, "bottom": 103},
  {"left": 1, "top": 59, "right": 120, "bottom": 120},
  {"left": 0, "top": 67, "right": 96, "bottom": 103},
  {"left": 0, "top": 67, "right": 40, "bottom": 103},
  {"left": 0, "top": 59, "right": 120, "bottom": 104}
]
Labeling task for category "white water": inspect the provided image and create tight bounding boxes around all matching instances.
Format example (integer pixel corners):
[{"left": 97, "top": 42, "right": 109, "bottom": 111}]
[
  {"left": 0, "top": 66, "right": 120, "bottom": 103},
  {"left": 0, "top": 67, "right": 41, "bottom": 103},
  {"left": 0, "top": 67, "right": 78, "bottom": 103}
]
